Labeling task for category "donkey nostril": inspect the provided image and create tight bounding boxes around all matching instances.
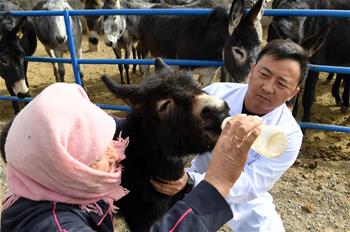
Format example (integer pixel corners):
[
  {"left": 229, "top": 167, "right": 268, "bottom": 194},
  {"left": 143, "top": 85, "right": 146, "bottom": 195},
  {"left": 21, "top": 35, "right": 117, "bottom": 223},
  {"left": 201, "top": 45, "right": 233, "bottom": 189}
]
[
  {"left": 89, "top": 37, "right": 99, "bottom": 45},
  {"left": 201, "top": 106, "right": 212, "bottom": 118},
  {"left": 17, "top": 91, "right": 29, "bottom": 99},
  {"left": 55, "top": 36, "right": 65, "bottom": 44},
  {"left": 105, "top": 40, "right": 113, "bottom": 47}
]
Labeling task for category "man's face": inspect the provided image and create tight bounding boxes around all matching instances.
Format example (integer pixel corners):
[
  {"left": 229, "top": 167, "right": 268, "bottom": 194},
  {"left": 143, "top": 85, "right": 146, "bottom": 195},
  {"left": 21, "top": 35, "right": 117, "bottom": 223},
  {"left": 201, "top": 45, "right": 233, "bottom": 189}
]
[{"left": 245, "top": 55, "right": 301, "bottom": 115}]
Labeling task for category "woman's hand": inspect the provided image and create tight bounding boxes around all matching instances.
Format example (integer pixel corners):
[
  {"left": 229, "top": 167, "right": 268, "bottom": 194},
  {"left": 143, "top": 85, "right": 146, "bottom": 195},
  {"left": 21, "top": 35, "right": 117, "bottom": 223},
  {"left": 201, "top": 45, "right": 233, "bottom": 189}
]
[
  {"left": 150, "top": 171, "right": 188, "bottom": 196},
  {"left": 205, "top": 114, "right": 262, "bottom": 197}
]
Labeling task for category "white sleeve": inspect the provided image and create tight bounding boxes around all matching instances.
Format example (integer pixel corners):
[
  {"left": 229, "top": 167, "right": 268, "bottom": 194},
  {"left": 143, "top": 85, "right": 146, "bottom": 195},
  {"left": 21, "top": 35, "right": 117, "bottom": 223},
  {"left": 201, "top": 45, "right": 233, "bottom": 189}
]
[{"left": 187, "top": 129, "right": 302, "bottom": 204}]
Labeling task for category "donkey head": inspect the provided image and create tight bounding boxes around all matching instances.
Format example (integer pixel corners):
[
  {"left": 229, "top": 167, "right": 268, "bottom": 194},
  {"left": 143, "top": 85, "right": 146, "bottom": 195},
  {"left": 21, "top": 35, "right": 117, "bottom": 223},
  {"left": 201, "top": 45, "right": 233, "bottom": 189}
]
[
  {"left": 35, "top": 0, "right": 72, "bottom": 44},
  {"left": 222, "top": 0, "right": 264, "bottom": 83},
  {"left": 102, "top": 58, "right": 230, "bottom": 154},
  {"left": 267, "top": 0, "right": 331, "bottom": 57},
  {"left": 267, "top": 0, "right": 309, "bottom": 44},
  {"left": 102, "top": 0, "right": 126, "bottom": 47},
  {"left": 83, "top": 0, "right": 103, "bottom": 45},
  {"left": 0, "top": 14, "right": 29, "bottom": 98}
]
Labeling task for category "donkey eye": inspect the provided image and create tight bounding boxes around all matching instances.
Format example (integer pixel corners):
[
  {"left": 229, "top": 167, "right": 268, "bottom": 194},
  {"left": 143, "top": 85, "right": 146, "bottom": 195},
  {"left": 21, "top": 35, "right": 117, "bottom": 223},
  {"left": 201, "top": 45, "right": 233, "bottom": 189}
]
[
  {"left": 0, "top": 58, "right": 9, "bottom": 66},
  {"left": 233, "top": 48, "right": 243, "bottom": 56},
  {"left": 113, "top": 16, "right": 117, "bottom": 21}
]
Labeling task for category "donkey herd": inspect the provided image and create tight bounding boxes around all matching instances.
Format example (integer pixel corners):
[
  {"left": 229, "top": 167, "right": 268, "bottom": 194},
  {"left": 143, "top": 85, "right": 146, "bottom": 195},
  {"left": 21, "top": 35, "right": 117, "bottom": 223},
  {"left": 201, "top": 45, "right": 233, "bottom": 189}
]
[{"left": 0, "top": 0, "right": 350, "bottom": 230}]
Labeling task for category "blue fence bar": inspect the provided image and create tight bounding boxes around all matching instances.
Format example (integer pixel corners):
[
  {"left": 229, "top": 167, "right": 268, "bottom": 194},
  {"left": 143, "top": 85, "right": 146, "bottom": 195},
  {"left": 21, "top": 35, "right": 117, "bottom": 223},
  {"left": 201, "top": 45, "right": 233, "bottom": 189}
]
[
  {"left": 308, "top": 64, "right": 350, "bottom": 74},
  {"left": 63, "top": 10, "right": 82, "bottom": 85},
  {"left": 299, "top": 122, "right": 350, "bottom": 133},
  {"left": 0, "top": 95, "right": 131, "bottom": 111},
  {"left": 25, "top": 57, "right": 224, "bottom": 67},
  {"left": 263, "top": 9, "right": 350, "bottom": 18},
  {"left": 96, "top": 103, "right": 131, "bottom": 112},
  {"left": 0, "top": 96, "right": 31, "bottom": 103},
  {"left": 25, "top": 57, "right": 350, "bottom": 75},
  {"left": 1, "top": 8, "right": 350, "bottom": 134},
  {"left": 4, "top": 9, "right": 350, "bottom": 18},
  {"left": 2, "top": 94, "right": 350, "bottom": 133}
]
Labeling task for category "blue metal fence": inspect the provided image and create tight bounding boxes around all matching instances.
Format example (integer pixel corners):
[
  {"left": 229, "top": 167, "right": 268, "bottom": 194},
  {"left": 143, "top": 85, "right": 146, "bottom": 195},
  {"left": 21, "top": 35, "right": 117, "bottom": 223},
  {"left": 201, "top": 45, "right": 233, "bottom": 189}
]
[{"left": 1, "top": 8, "right": 350, "bottom": 133}]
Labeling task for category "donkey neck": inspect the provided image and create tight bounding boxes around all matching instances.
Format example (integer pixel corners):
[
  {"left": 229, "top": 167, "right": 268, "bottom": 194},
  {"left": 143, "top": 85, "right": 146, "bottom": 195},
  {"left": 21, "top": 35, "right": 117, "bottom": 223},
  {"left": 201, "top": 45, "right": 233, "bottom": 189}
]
[{"left": 120, "top": 115, "right": 189, "bottom": 180}]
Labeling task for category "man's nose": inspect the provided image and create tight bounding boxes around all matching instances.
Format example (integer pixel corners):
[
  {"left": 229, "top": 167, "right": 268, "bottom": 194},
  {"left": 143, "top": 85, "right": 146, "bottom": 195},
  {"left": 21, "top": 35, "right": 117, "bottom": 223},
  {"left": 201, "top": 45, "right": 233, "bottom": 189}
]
[{"left": 262, "top": 80, "right": 274, "bottom": 94}]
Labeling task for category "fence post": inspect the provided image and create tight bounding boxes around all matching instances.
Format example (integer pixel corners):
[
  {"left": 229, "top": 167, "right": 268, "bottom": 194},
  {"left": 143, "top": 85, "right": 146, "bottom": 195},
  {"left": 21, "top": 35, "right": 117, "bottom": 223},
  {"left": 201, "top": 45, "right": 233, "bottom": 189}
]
[{"left": 63, "top": 10, "right": 82, "bottom": 86}]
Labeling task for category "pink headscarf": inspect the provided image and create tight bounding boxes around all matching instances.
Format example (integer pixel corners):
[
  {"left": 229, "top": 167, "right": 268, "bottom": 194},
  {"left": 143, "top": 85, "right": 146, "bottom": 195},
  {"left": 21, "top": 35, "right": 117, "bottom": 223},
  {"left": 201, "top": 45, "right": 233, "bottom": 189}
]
[{"left": 3, "top": 83, "right": 128, "bottom": 214}]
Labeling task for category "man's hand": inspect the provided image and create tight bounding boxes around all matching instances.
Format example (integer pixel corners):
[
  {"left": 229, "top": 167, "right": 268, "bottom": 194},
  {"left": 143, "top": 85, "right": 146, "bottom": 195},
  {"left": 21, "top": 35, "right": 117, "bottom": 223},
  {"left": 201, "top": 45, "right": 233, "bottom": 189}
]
[
  {"left": 150, "top": 171, "right": 188, "bottom": 196},
  {"left": 205, "top": 114, "right": 262, "bottom": 198}
]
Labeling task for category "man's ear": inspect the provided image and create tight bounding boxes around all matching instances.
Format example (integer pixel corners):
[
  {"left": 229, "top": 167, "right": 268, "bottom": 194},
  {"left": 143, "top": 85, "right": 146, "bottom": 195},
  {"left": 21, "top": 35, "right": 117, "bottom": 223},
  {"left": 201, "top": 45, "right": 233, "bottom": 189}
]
[
  {"left": 288, "top": 86, "right": 300, "bottom": 102},
  {"left": 246, "top": 64, "right": 256, "bottom": 83}
]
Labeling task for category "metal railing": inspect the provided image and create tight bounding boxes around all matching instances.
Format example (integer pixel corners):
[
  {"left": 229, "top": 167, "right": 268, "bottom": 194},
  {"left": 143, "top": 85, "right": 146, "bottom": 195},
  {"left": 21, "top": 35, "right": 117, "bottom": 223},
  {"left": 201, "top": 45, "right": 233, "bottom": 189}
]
[{"left": 1, "top": 8, "right": 350, "bottom": 132}]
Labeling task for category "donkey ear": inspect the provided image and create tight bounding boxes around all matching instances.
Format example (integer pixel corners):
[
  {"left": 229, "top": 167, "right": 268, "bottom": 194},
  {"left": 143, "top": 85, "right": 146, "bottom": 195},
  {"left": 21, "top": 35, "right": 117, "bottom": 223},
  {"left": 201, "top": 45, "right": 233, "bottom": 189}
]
[
  {"left": 247, "top": 0, "right": 265, "bottom": 25},
  {"left": 154, "top": 57, "right": 173, "bottom": 75},
  {"left": 157, "top": 98, "right": 175, "bottom": 120},
  {"left": 101, "top": 75, "right": 141, "bottom": 106},
  {"left": 228, "top": 0, "right": 244, "bottom": 34},
  {"left": 115, "top": 0, "right": 121, "bottom": 8},
  {"left": 10, "top": 16, "right": 27, "bottom": 39},
  {"left": 272, "top": 0, "right": 282, "bottom": 9},
  {"left": 301, "top": 24, "right": 331, "bottom": 57}
]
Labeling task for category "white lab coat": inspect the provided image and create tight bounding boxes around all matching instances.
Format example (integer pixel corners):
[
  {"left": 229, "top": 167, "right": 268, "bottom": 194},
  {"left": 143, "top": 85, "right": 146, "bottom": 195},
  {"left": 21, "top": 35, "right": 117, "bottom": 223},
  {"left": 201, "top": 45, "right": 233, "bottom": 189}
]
[{"left": 187, "top": 83, "right": 303, "bottom": 232}]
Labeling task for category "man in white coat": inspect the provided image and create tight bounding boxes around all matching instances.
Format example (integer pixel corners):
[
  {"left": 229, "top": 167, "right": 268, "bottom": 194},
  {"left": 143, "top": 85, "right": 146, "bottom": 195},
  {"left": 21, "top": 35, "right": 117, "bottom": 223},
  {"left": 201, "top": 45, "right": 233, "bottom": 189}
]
[{"left": 151, "top": 39, "right": 319, "bottom": 231}]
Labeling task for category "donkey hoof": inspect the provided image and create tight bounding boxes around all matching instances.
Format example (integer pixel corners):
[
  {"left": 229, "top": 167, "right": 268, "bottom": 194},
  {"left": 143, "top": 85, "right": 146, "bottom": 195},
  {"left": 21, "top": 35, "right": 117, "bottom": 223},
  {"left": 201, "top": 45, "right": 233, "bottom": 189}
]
[
  {"left": 340, "top": 106, "right": 348, "bottom": 114},
  {"left": 336, "top": 100, "right": 343, "bottom": 106}
]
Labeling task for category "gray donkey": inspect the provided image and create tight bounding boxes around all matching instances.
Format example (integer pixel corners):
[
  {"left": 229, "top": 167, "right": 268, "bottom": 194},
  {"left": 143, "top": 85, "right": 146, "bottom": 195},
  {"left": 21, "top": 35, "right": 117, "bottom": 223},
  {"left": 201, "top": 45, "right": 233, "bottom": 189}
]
[
  {"left": 138, "top": 0, "right": 265, "bottom": 86},
  {"left": 32, "top": 0, "right": 84, "bottom": 85}
]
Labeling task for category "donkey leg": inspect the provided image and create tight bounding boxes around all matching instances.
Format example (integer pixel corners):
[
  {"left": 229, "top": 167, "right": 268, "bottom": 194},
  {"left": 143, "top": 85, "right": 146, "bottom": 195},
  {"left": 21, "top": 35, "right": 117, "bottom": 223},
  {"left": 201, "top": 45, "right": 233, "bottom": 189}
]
[
  {"left": 5, "top": 82, "right": 20, "bottom": 114},
  {"left": 136, "top": 43, "right": 142, "bottom": 73},
  {"left": 138, "top": 42, "right": 151, "bottom": 76},
  {"left": 113, "top": 47, "right": 124, "bottom": 84},
  {"left": 340, "top": 74, "right": 350, "bottom": 114},
  {"left": 302, "top": 71, "right": 319, "bottom": 122},
  {"left": 324, "top": 72, "right": 335, "bottom": 85},
  {"left": 139, "top": 53, "right": 152, "bottom": 76},
  {"left": 124, "top": 44, "right": 132, "bottom": 84},
  {"left": 132, "top": 45, "right": 137, "bottom": 73},
  {"left": 332, "top": 75, "right": 343, "bottom": 106},
  {"left": 54, "top": 49, "right": 65, "bottom": 82},
  {"left": 291, "top": 93, "right": 300, "bottom": 117},
  {"left": 46, "top": 48, "right": 60, "bottom": 82}
]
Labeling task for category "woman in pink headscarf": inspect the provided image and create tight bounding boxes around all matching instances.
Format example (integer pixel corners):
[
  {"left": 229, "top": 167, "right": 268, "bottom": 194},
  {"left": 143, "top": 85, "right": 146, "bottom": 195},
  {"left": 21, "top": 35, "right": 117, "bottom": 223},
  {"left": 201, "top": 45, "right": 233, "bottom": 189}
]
[
  {"left": 1, "top": 82, "right": 262, "bottom": 232},
  {"left": 1, "top": 83, "right": 129, "bottom": 231}
]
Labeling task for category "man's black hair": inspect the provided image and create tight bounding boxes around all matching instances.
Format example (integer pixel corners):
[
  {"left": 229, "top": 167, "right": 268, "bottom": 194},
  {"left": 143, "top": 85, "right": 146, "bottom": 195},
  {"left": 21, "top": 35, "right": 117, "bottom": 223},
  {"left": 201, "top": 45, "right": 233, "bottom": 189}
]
[{"left": 256, "top": 39, "right": 309, "bottom": 85}]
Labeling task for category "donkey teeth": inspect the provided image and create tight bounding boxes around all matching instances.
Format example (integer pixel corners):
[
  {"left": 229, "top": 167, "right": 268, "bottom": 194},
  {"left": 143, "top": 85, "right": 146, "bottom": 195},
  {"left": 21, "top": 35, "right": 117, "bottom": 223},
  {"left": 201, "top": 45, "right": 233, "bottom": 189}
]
[
  {"left": 251, "top": 125, "right": 288, "bottom": 159},
  {"left": 221, "top": 117, "right": 288, "bottom": 158}
]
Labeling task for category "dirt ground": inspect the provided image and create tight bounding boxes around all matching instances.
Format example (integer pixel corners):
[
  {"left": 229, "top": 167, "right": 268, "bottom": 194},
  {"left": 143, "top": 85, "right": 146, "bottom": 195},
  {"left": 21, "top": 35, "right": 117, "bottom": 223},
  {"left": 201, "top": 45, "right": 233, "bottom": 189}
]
[{"left": 0, "top": 36, "right": 349, "bottom": 232}]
